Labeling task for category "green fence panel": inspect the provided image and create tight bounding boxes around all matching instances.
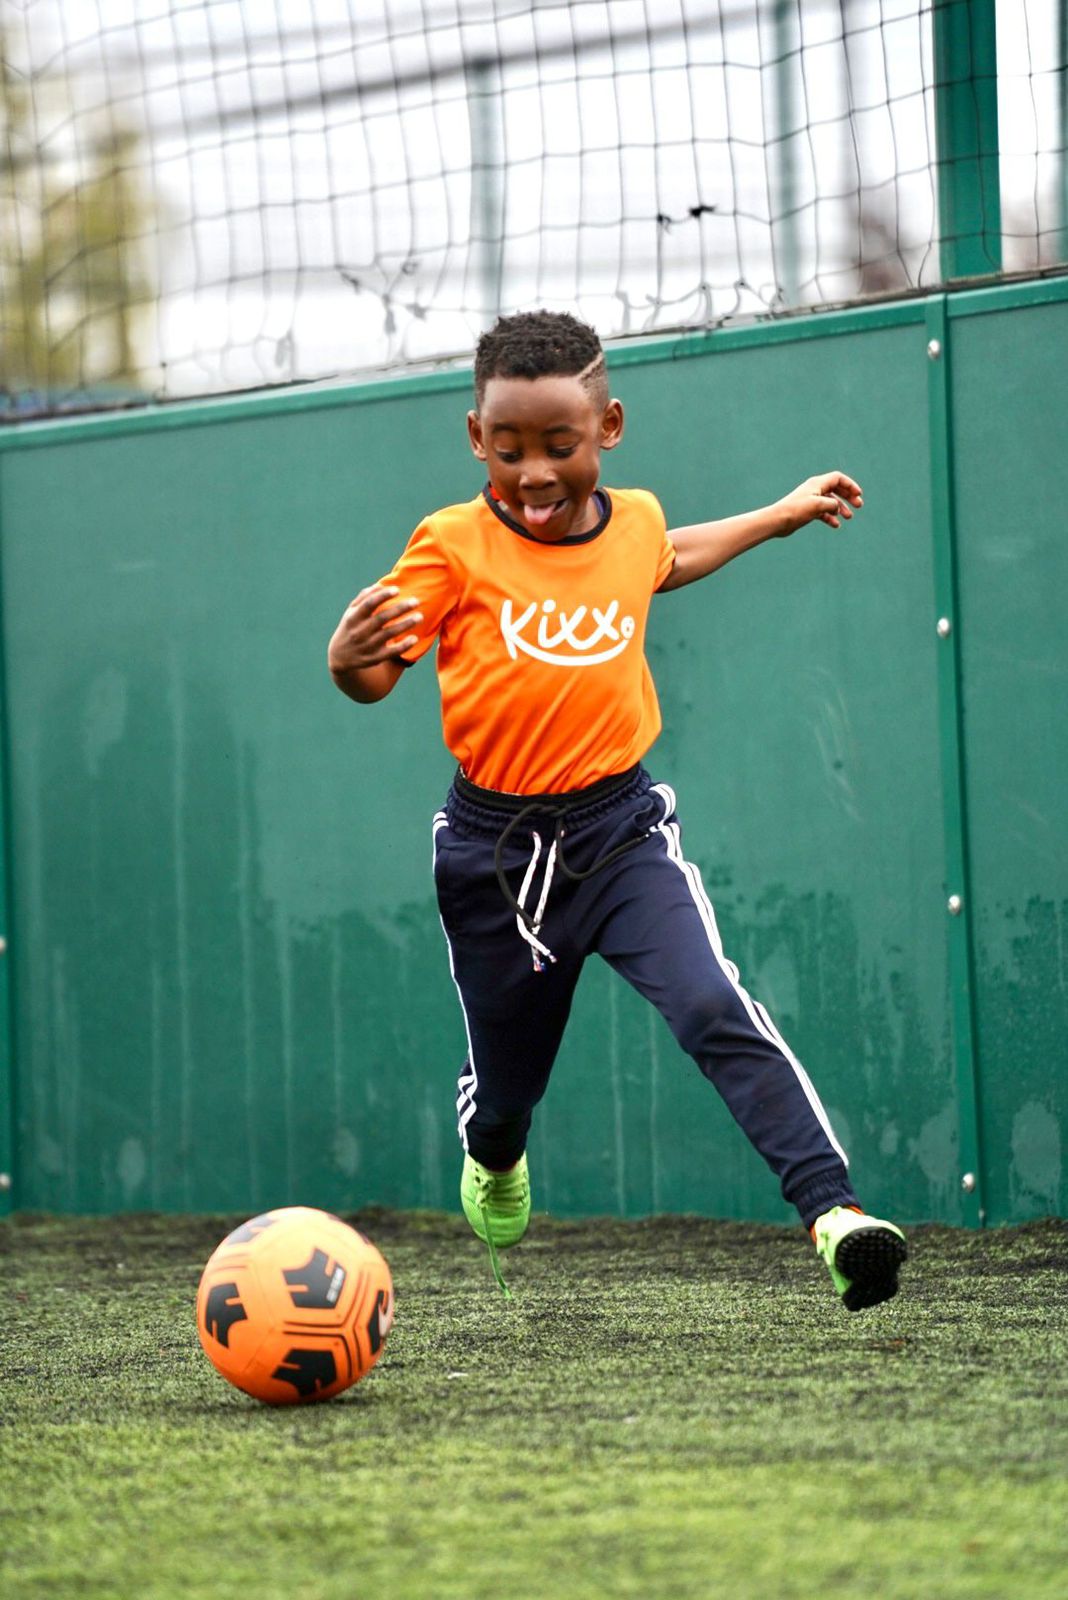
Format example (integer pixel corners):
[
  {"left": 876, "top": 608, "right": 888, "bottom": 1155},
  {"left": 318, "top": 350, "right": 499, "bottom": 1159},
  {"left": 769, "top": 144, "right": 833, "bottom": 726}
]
[
  {"left": 0, "top": 395, "right": 467, "bottom": 1216},
  {"left": 594, "top": 319, "right": 956, "bottom": 1226},
  {"left": 0, "top": 503, "right": 14, "bottom": 1216},
  {"left": 0, "top": 281, "right": 1064, "bottom": 1223},
  {"left": 950, "top": 295, "right": 1068, "bottom": 1222}
]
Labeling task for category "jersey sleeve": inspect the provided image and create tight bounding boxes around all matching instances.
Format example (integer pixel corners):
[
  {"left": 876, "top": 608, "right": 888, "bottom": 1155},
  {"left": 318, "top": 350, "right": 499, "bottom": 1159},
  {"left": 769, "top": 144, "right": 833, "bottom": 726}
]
[
  {"left": 656, "top": 524, "right": 677, "bottom": 588},
  {"left": 631, "top": 487, "right": 676, "bottom": 587},
  {"left": 378, "top": 516, "right": 458, "bottom": 666}
]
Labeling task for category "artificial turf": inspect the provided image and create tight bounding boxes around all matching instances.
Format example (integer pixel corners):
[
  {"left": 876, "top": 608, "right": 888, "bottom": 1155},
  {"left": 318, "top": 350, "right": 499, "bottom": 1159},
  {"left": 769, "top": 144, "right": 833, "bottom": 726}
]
[{"left": 2, "top": 1208, "right": 1066, "bottom": 1599}]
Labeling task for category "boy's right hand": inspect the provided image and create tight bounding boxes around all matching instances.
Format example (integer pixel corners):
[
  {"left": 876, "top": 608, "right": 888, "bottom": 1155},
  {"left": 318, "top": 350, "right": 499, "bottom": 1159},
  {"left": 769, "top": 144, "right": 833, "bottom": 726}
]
[{"left": 328, "top": 584, "right": 424, "bottom": 675}]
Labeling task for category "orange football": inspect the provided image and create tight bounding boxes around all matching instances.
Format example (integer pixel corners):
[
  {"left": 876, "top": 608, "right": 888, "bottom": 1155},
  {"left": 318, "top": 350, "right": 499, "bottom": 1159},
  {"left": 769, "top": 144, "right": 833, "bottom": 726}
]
[{"left": 196, "top": 1207, "right": 394, "bottom": 1404}]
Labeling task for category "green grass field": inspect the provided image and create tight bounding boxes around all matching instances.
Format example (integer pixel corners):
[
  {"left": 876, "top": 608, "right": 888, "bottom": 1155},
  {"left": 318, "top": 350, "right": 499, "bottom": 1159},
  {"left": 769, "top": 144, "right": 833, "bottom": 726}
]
[{"left": 2, "top": 1208, "right": 1067, "bottom": 1600}]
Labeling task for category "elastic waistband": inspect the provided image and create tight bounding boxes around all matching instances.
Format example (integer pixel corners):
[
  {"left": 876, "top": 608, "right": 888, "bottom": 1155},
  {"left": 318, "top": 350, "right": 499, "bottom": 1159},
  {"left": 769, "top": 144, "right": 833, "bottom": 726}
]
[
  {"left": 448, "top": 764, "right": 648, "bottom": 838},
  {"left": 455, "top": 763, "right": 641, "bottom": 813}
]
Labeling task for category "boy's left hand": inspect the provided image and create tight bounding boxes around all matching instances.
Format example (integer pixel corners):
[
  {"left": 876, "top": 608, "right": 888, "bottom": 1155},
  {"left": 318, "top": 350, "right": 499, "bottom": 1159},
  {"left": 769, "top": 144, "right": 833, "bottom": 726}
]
[{"left": 776, "top": 472, "right": 863, "bottom": 534}]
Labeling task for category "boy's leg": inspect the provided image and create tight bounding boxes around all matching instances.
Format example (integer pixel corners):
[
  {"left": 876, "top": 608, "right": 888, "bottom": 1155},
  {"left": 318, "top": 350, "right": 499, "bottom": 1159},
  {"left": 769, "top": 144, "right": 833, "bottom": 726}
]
[
  {"left": 433, "top": 813, "right": 583, "bottom": 1170},
  {"left": 585, "top": 788, "right": 859, "bottom": 1229}
]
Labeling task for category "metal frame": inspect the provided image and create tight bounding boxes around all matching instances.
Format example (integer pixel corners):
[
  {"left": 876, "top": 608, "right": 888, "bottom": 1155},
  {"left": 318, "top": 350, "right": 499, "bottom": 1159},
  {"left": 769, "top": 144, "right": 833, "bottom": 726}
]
[
  {"left": 1062, "top": 0, "right": 1068, "bottom": 262},
  {"left": 932, "top": 0, "right": 1002, "bottom": 280}
]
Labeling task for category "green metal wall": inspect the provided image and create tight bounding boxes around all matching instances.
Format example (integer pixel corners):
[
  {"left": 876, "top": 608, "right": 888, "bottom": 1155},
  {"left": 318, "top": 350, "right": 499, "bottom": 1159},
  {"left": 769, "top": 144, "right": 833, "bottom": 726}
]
[{"left": 0, "top": 277, "right": 1065, "bottom": 1225}]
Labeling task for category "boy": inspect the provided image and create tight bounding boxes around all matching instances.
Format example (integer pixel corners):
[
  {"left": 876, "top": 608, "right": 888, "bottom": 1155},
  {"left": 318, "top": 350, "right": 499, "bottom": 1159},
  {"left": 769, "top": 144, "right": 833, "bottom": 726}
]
[{"left": 328, "top": 310, "right": 906, "bottom": 1311}]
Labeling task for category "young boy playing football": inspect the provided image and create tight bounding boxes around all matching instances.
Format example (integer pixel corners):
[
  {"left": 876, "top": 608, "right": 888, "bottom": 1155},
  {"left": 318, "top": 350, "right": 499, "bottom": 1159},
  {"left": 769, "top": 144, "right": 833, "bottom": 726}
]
[{"left": 328, "top": 310, "right": 907, "bottom": 1310}]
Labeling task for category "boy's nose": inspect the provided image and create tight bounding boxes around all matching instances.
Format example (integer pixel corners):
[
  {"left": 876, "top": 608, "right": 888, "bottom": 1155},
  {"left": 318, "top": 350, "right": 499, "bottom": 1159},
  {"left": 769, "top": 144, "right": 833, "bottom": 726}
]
[{"left": 520, "top": 461, "right": 555, "bottom": 488}]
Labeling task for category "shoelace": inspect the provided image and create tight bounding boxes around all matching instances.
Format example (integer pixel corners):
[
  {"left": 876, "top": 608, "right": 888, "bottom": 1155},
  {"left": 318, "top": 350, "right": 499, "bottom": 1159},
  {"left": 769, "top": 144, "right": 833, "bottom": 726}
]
[
  {"left": 494, "top": 803, "right": 649, "bottom": 971},
  {"left": 472, "top": 1166, "right": 518, "bottom": 1299}
]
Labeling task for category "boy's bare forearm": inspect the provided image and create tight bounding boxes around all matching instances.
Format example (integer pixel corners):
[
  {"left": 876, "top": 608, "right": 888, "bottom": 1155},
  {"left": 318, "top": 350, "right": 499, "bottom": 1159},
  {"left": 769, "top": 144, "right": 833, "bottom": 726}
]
[
  {"left": 330, "top": 660, "right": 404, "bottom": 703},
  {"left": 659, "top": 472, "right": 864, "bottom": 593},
  {"left": 659, "top": 506, "right": 787, "bottom": 591}
]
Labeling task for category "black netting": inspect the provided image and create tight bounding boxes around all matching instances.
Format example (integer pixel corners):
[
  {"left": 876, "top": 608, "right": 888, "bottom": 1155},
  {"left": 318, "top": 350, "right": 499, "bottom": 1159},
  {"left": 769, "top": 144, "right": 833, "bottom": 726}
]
[{"left": 1, "top": 0, "right": 1065, "bottom": 417}]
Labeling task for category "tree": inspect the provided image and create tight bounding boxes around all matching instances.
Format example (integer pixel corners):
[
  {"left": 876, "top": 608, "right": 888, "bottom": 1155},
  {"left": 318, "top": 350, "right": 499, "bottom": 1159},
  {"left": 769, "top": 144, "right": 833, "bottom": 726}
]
[{"left": 1, "top": 29, "right": 158, "bottom": 410}]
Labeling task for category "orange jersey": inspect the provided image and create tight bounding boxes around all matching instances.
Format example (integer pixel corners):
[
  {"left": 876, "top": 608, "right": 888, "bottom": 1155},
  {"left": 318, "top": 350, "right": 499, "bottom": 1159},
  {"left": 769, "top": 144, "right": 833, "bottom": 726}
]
[{"left": 380, "top": 486, "right": 677, "bottom": 794}]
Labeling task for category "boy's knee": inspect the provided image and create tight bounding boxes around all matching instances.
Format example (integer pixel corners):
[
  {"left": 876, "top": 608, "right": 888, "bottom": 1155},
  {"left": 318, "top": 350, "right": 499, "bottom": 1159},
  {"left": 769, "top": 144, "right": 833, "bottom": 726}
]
[{"left": 670, "top": 987, "right": 740, "bottom": 1057}]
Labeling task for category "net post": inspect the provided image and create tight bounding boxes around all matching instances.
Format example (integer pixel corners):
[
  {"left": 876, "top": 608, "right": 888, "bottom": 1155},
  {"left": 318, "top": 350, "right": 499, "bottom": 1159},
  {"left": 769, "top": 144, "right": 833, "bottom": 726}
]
[
  {"left": 1060, "top": 0, "right": 1068, "bottom": 264},
  {"left": 932, "top": 0, "right": 1002, "bottom": 280},
  {"left": 466, "top": 55, "right": 505, "bottom": 331},
  {"left": 770, "top": 0, "right": 801, "bottom": 306}
]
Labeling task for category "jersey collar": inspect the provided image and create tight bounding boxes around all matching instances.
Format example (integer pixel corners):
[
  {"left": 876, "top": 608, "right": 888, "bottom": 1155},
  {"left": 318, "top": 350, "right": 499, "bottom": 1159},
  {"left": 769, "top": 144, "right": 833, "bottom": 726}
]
[{"left": 482, "top": 483, "right": 612, "bottom": 545}]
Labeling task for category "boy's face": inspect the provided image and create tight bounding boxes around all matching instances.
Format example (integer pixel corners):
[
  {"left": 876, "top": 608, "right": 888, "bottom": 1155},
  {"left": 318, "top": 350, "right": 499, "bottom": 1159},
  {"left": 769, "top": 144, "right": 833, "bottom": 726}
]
[{"left": 467, "top": 374, "right": 624, "bottom": 542}]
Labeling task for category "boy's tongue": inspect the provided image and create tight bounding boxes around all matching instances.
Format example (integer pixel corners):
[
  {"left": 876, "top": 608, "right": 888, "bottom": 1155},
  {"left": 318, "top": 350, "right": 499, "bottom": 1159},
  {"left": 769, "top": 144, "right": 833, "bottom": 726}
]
[{"left": 523, "top": 500, "right": 562, "bottom": 528}]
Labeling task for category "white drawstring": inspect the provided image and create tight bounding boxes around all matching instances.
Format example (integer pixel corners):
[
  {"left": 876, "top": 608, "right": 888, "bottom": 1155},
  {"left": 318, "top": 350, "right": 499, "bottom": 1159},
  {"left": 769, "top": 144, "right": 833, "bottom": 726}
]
[{"left": 515, "top": 830, "right": 558, "bottom": 971}]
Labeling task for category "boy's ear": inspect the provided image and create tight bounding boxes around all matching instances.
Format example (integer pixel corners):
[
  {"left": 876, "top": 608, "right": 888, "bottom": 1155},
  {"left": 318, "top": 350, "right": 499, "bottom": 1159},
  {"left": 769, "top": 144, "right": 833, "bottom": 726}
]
[
  {"left": 467, "top": 409, "right": 487, "bottom": 460},
  {"left": 601, "top": 398, "right": 624, "bottom": 451}
]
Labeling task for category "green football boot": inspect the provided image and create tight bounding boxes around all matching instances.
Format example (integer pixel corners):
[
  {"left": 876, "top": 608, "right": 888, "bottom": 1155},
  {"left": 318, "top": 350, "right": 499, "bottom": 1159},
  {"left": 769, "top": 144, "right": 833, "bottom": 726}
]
[
  {"left": 461, "top": 1153, "right": 531, "bottom": 1247},
  {"left": 813, "top": 1205, "right": 908, "bottom": 1312},
  {"left": 461, "top": 1154, "right": 531, "bottom": 1299}
]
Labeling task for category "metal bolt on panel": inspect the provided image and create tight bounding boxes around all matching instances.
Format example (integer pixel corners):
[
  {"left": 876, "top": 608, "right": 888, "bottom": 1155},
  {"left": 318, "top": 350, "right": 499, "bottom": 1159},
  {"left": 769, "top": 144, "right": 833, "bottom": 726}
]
[
  {"left": 947, "top": 894, "right": 963, "bottom": 915},
  {"left": 936, "top": 617, "right": 952, "bottom": 638},
  {"left": 927, "top": 339, "right": 942, "bottom": 359},
  {"left": 961, "top": 1172, "right": 977, "bottom": 1193}
]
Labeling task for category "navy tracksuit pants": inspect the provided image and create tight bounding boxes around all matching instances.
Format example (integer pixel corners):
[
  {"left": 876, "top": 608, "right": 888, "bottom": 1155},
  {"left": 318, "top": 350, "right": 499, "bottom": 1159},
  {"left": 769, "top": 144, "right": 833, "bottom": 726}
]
[{"left": 432, "top": 764, "right": 858, "bottom": 1229}]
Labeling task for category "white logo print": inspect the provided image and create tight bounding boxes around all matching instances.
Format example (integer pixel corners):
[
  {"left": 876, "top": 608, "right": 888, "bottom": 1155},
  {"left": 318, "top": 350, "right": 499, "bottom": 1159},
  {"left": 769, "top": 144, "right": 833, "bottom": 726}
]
[{"left": 500, "top": 598, "right": 636, "bottom": 667}]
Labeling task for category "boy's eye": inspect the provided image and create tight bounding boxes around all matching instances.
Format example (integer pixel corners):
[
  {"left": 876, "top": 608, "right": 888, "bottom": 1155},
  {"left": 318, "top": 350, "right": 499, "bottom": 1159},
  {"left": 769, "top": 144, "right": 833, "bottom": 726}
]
[
  {"left": 496, "top": 450, "right": 520, "bottom": 463},
  {"left": 549, "top": 447, "right": 576, "bottom": 459}
]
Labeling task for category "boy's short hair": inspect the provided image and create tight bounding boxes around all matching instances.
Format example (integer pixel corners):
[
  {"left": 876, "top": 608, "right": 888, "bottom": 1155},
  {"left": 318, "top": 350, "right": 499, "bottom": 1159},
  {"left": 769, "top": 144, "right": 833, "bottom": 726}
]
[{"left": 473, "top": 310, "right": 608, "bottom": 411}]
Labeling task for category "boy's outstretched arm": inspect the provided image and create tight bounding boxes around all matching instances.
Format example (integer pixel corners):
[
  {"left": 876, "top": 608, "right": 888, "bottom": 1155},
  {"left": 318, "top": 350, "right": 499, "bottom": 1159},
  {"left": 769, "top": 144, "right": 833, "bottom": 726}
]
[
  {"left": 328, "top": 583, "right": 423, "bottom": 703},
  {"left": 658, "top": 471, "right": 863, "bottom": 592}
]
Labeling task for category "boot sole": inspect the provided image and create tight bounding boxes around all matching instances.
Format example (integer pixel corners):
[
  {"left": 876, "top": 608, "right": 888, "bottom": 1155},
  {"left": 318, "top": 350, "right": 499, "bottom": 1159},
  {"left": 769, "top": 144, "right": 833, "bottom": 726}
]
[{"left": 836, "top": 1226, "right": 908, "bottom": 1312}]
